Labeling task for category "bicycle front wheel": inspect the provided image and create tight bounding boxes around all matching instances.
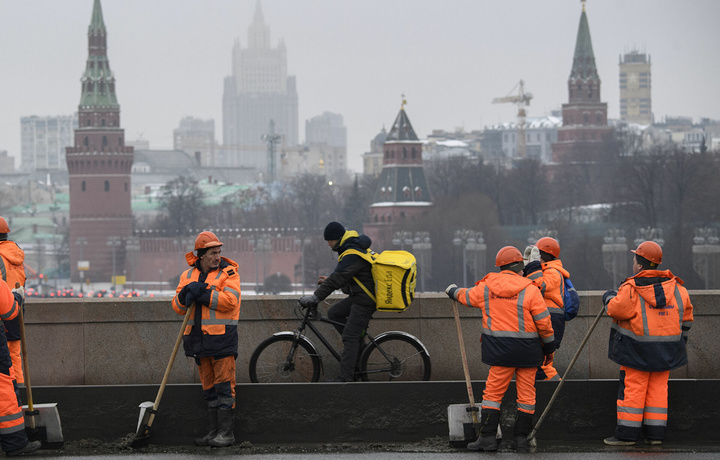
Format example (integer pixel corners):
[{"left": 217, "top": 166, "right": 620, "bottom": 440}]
[
  {"left": 358, "top": 332, "right": 431, "bottom": 382},
  {"left": 249, "top": 334, "right": 321, "bottom": 383}
]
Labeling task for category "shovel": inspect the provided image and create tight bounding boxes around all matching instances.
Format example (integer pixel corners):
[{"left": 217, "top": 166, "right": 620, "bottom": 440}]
[
  {"left": 131, "top": 303, "right": 194, "bottom": 448},
  {"left": 527, "top": 304, "right": 605, "bottom": 447},
  {"left": 447, "top": 299, "right": 482, "bottom": 447},
  {"left": 16, "top": 284, "right": 64, "bottom": 448}
]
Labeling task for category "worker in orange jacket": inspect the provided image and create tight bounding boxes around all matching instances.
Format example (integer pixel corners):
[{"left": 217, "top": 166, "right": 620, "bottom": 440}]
[
  {"left": 0, "top": 279, "right": 40, "bottom": 456},
  {"left": 172, "top": 231, "right": 241, "bottom": 448},
  {"left": 445, "top": 246, "right": 555, "bottom": 452},
  {"left": 602, "top": 241, "right": 693, "bottom": 446},
  {"left": 0, "top": 217, "right": 25, "bottom": 384},
  {"left": 523, "top": 237, "right": 570, "bottom": 381}
]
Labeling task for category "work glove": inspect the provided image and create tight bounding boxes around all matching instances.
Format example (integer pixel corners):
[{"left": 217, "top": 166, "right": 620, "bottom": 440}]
[
  {"left": 542, "top": 342, "right": 556, "bottom": 357},
  {"left": 11, "top": 285, "right": 25, "bottom": 301},
  {"left": 299, "top": 294, "right": 319, "bottom": 309},
  {"left": 187, "top": 282, "right": 208, "bottom": 298},
  {"left": 178, "top": 285, "right": 190, "bottom": 305},
  {"left": 523, "top": 260, "right": 542, "bottom": 276},
  {"left": 602, "top": 289, "right": 617, "bottom": 307},
  {"left": 543, "top": 353, "right": 554, "bottom": 367},
  {"left": 445, "top": 284, "right": 458, "bottom": 300},
  {"left": 524, "top": 246, "right": 541, "bottom": 264}
]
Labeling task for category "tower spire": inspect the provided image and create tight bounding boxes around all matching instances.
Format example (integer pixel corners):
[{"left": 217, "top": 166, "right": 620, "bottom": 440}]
[
  {"left": 81, "top": 0, "right": 117, "bottom": 108},
  {"left": 570, "top": 1, "right": 599, "bottom": 82}
]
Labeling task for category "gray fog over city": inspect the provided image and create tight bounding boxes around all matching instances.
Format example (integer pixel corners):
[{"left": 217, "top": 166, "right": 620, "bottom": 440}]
[{"left": 1, "top": 0, "right": 718, "bottom": 171}]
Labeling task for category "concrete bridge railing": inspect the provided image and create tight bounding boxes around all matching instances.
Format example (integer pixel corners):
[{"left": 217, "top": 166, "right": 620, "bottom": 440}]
[{"left": 21, "top": 291, "right": 719, "bottom": 386}]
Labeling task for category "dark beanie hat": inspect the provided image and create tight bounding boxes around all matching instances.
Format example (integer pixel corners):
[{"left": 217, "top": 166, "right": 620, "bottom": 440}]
[{"left": 323, "top": 221, "right": 345, "bottom": 241}]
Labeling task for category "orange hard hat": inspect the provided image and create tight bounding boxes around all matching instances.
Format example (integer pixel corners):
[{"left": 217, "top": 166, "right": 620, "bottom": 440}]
[
  {"left": 194, "top": 231, "right": 223, "bottom": 251},
  {"left": 495, "top": 246, "right": 523, "bottom": 267},
  {"left": 0, "top": 217, "right": 8, "bottom": 233},
  {"left": 631, "top": 241, "right": 662, "bottom": 265},
  {"left": 536, "top": 237, "right": 560, "bottom": 258}
]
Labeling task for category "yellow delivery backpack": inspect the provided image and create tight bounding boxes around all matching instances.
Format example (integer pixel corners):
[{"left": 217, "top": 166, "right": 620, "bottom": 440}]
[{"left": 340, "top": 248, "right": 417, "bottom": 313}]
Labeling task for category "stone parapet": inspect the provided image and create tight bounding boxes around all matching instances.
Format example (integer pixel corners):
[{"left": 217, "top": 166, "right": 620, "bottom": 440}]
[{"left": 22, "top": 291, "right": 719, "bottom": 386}]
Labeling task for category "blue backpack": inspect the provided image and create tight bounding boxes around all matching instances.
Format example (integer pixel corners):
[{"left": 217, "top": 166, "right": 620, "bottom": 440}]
[{"left": 562, "top": 277, "right": 580, "bottom": 321}]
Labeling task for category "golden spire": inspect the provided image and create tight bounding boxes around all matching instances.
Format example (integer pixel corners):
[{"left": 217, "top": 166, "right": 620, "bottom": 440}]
[
  {"left": 401, "top": 94, "right": 407, "bottom": 110},
  {"left": 582, "top": 0, "right": 586, "bottom": 13}
]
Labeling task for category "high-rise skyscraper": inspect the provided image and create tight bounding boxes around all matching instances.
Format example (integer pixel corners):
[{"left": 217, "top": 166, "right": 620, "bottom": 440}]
[
  {"left": 66, "top": 0, "right": 134, "bottom": 284},
  {"left": 619, "top": 50, "right": 652, "bottom": 125},
  {"left": 552, "top": 1, "right": 614, "bottom": 163},
  {"left": 222, "top": 0, "right": 298, "bottom": 174}
]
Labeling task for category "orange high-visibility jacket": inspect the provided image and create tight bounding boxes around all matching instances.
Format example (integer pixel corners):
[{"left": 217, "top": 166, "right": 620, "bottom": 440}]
[
  {"left": 172, "top": 254, "right": 241, "bottom": 359},
  {"left": 606, "top": 269, "right": 693, "bottom": 372},
  {"left": 0, "top": 280, "right": 24, "bottom": 436},
  {"left": 455, "top": 270, "right": 555, "bottom": 367},
  {"left": 0, "top": 241, "right": 25, "bottom": 381},
  {"left": 526, "top": 258, "right": 570, "bottom": 347}
]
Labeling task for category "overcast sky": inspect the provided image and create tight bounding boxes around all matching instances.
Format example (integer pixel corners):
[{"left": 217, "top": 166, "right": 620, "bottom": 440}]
[{"left": 1, "top": 0, "right": 719, "bottom": 173}]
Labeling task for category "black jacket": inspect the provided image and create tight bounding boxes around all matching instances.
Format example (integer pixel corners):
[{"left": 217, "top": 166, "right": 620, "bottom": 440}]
[{"left": 314, "top": 230, "right": 375, "bottom": 307}]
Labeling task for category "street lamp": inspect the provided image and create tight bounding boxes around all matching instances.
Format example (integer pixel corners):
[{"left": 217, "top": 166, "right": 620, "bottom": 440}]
[
  {"left": 453, "top": 230, "right": 485, "bottom": 287},
  {"left": 602, "top": 229, "right": 628, "bottom": 287},
  {"left": 75, "top": 237, "right": 87, "bottom": 293},
  {"left": 125, "top": 236, "right": 141, "bottom": 293},
  {"left": 249, "top": 234, "right": 272, "bottom": 294},
  {"left": 106, "top": 236, "right": 122, "bottom": 292},
  {"left": 692, "top": 228, "right": 720, "bottom": 289},
  {"left": 412, "top": 231, "right": 431, "bottom": 292},
  {"left": 294, "top": 235, "right": 312, "bottom": 294},
  {"left": 392, "top": 231, "right": 414, "bottom": 250}
]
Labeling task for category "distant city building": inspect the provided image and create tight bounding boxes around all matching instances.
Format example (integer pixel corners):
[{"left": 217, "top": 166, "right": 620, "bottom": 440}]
[
  {"left": 21, "top": 114, "right": 78, "bottom": 171},
  {"left": 362, "top": 127, "right": 387, "bottom": 177},
  {"left": 303, "top": 112, "right": 347, "bottom": 178},
  {"left": 173, "top": 116, "right": 216, "bottom": 167},
  {"left": 222, "top": 0, "right": 298, "bottom": 173},
  {"left": 619, "top": 50, "right": 652, "bottom": 125},
  {"left": 0, "top": 150, "right": 14, "bottom": 174},
  {"left": 65, "top": 0, "right": 134, "bottom": 284},
  {"left": 483, "top": 116, "right": 561, "bottom": 164}
]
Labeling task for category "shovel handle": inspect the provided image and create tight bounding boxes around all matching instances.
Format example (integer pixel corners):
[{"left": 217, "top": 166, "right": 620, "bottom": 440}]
[
  {"left": 15, "top": 283, "right": 34, "bottom": 429},
  {"left": 452, "top": 300, "right": 479, "bottom": 425},
  {"left": 146, "top": 304, "right": 194, "bottom": 428},
  {"left": 528, "top": 304, "right": 605, "bottom": 441}
]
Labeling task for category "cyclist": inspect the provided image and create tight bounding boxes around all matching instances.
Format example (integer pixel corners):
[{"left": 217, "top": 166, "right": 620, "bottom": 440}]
[{"left": 299, "top": 221, "right": 375, "bottom": 382}]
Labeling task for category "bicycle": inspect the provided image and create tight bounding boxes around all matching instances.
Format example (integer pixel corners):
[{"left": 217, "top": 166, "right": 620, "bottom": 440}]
[{"left": 248, "top": 302, "right": 432, "bottom": 383}]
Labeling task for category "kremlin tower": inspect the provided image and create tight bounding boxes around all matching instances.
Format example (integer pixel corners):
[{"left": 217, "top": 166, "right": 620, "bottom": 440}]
[{"left": 66, "top": 0, "right": 134, "bottom": 285}]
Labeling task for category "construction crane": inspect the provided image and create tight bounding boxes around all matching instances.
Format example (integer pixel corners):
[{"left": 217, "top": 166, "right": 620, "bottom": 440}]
[{"left": 492, "top": 80, "right": 533, "bottom": 158}]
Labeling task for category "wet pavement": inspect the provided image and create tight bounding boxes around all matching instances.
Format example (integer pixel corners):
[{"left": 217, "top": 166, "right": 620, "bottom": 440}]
[{"left": 23, "top": 439, "right": 720, "bottom": 459}]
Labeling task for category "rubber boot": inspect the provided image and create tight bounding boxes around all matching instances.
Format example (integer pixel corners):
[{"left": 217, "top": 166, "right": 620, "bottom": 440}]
[
  {"left": 512, "top": 411, "right": 534, "bottom": 452},
  {"left": 209, "top": 408, "right": 235, "bottom": 447},
  {"left": 6, "top": 440, "right": 41, "bottom": 457},
  {"left": 467, "top": 409, "right": 500, "bottom": 452},
  {"left": 194, "top": 405, "right": 218, "bottom": 446}
]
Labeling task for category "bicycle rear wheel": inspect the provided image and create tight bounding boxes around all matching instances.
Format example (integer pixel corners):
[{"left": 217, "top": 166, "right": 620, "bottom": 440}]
[
  {"left": 358, "top": 332, "right": 431, "bottom": 381},
  {"left": 249, "top": 334, "right": 321, "bottom": 383}
]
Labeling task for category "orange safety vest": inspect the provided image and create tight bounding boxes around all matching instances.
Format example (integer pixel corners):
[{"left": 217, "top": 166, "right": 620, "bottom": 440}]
[
  {"left": 455, "top": 270, "right": 555, "bottom": 367},
  {"left": 0, "top": 280, "right": 24, "bottom": 435},
  {"left": 172, "top": 254, "right": 241, "bottom": 358},
  {"left": 606, "top": 269, "right": 693, "bottom": 371},
  {"left": 0, "top": 241, "right": 26, "bottom": 382}
]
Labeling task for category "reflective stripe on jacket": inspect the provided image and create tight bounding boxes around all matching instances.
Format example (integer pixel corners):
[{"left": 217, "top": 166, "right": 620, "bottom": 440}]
[
  {"left": 172, "top": 256, "right": 241, "bottom": 358},
  {"left": 606, "top": 269, "right": 693, "bottom": 372},
  {"left": 455, "top": 270, "right": 554, "bottom": 367},
  {"left": 526, "top": 259, "right": 569, "bottom": 347}
]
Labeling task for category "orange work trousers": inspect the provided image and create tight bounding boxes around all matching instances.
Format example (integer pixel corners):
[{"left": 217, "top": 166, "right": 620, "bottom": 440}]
[
  {"left": 197, "top": 356, "right": 236, "bottom": 410},
  {"left": 615, "top": 366, "right": 669, "bottom": 442},
  {"left": 7, "top": 341, "right": 22, "bottom": 384},
  {"left": 481, "top": 366, "right": 537, "bottom": 415}
]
